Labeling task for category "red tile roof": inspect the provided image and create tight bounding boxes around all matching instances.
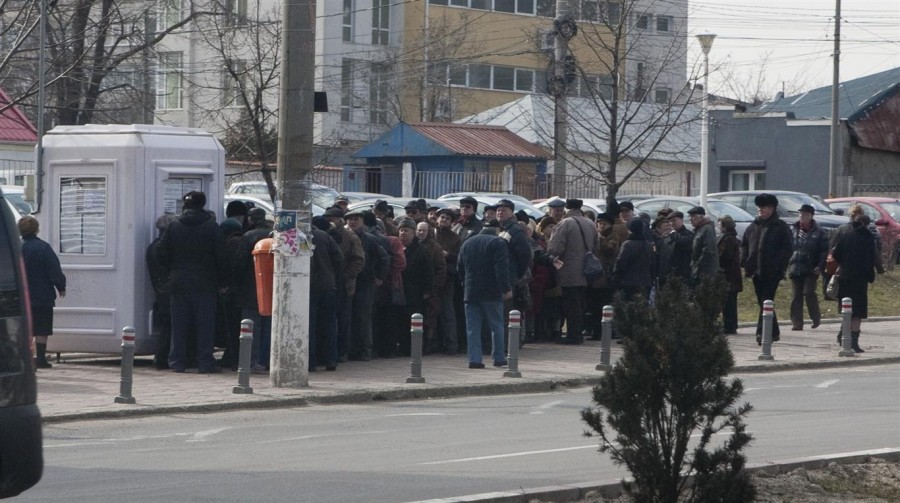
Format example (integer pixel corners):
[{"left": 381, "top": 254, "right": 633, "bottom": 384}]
[
  {"left": 0, "top": 88, "right": 37, "bottom": 143},
  {"left": 409, "top": 122, "right": 549, "bottom": 159}
]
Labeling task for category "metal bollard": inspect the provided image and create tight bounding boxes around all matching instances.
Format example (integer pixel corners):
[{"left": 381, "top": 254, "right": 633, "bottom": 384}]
[
  {"left": 596, "top": 305, "right": 614, "bottom": 371},
  {"left": 839, "top": 297, "right": 855, "bottom": 357},
  {"left": 114, "top": 326, "right": 137, "bottom": 404},
  {"left": 758, "top": 300, "right": 775, "bottom": 361},
  {"left": 504, "top": 310, "right": 522, "bottom": 378},
  {"left": 233, "top": 319, "right": 255, "bottom": 393},
  {"left": 406, "top": 313, "right": 425, "bottom": 383}
]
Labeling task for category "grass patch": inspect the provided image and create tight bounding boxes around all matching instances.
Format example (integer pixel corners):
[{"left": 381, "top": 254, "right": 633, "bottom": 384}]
[{"left": 737, "top": 270, "right": 900, "bottom": 323}]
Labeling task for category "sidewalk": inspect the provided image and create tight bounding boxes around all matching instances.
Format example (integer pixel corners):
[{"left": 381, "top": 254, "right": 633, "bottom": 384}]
[{"left": 37, "top": 318, "right": 900, "bottom": 423}]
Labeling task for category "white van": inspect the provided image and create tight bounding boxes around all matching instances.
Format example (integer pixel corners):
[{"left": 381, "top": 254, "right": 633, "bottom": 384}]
[{"left": 0, "top": 185, "right": 33, "bottom": 215}]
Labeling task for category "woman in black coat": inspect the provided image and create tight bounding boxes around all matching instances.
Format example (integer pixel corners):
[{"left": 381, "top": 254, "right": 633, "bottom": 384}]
[
  {"left": 832, "top": 215, "right": 882, "bottom": 353},
  {"left": 19, "top": 216, "right": 66, "bottom": 369},
  {"left": 613, "top": 218, "right": 652, "bottom": 302}
]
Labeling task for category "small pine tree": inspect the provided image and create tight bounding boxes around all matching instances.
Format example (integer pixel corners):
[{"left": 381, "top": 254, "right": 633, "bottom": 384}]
[{"left": 581, "top": 278, "right": 755, "bottom": 503}]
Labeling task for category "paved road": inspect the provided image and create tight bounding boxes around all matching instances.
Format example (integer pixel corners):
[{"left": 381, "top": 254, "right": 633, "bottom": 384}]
[{"left": 20, "top": 365, "right": 900, "bottom": 502}]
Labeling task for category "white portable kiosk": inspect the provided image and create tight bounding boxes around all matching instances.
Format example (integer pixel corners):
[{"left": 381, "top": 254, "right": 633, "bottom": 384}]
[{"left": 37, "top": 124, "right": 225, "bottom": 354}]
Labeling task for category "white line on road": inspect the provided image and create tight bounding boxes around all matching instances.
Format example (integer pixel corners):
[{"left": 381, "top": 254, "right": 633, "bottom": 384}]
[
  {"left": 418, "top": 445, "right": 597, "bottom": 465},
  {"left": 186, "top": 427, "right": 231, "bottom": 443},
  {"left": 385, "top": 413, "right": 448, "bottom": 417},
  {"left": 816, "top": 379, "right": 840, "bottom": 389},
  {"left": 530, "top": 400, "right": 564, "bottom": 415}
]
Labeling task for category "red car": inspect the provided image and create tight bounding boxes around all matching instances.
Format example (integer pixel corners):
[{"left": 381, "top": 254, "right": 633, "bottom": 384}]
[{"left": 825, "top": 197, "right": 900, "bottom": 264}]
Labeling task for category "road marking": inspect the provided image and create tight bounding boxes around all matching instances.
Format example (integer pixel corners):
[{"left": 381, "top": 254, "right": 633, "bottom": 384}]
[
  {"left": 46, "top": 432, "right": 195, "bottom": 448},
  {"left": 530, "top": 400, "right": 563, "bottom": 415},
  {"left": 418, "top": 445, "right": 596, "bottom": 465},
  {"left": 186, "top": 427, "right": 231, "bottom": 443},
  {"left": 816, "top": 379, "right": 840, "bottom": 389},
  {"left": 385, "top": 413, "right": 448, "bottom": 417},
  {"left": 254, "top": 430, "right": 392, "bottom": 445}
]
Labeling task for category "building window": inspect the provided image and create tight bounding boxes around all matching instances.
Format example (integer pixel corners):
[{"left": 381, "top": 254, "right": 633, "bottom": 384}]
[
  {"left": 429, "top": 0, "right": 449, "bottom": 4},
  {"left": 515, "top": 68, "right": 534, "bottom": 92},
  {"left": 225, "top": 0, "right": 247, "bottom": 25},
  {"left": 59, "top": 177, "right": 107, "bottom": 255},
  {"left": 598, "top": 74, "right": 614, "bottom": 100},
  {"left": 371, "top": 0, "right": 389, "bottom": 45},
  {"left": 516, "top": 0, "right": 534, "bottom": 14},
  {"left": 157, "top": 0, "right": 184, "bottom": 31},
  {"left": 494, "top": 0, "right": 515, "bottom": 12},
  {"left": 342, "top": 0, "right": 353, "bottom": 42},
  {"left": 341, "top": 59, "right": 355, "bottom": 122},
  {"left": 449, "top": 64, "right": 467, "bottom": 86},
  {"left": 635, "top": 13, "right": 649, "bottom": 30},
  {"left": 223, "top": 60, "right": 246, "bottom": 108},
  {"left": 156, "top": 52, "right": 183, "bottom": 109},
  {"left": 369, "top": 62, "right": 390, "bottom": 125},
  {"left": 493, "top": 66, "right": 515, "bottom": 91},
  {"left": 603, "top": 2, "right": 620, "bottom": 25},
  {"left": 579, "top": 0, "right": 599, "bottom": 21},
  {"left": 656, "top": 15, "right": 672, "bottom": 33},
  {"left": 729, "top": 171, "right": 766, "bottom": 191},
  {"left": 450, "top": 0, "right": 467, "bottom": 5},
  {"left": 536, "top": 0, "right": 555, "bottom": 17},
  {"left": 468, "top": 64, "right": 491, "bottom": 89},
  {"left": 654, "top": 88, "right": 671, "bottom": 104}
]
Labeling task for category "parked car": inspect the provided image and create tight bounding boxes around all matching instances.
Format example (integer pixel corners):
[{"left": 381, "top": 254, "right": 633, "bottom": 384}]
[
  {"left": 0, "top": 186, "right": 43, "bottom": 498},
  {"left": 340, "top": 191, "right": 393, "bottom": 204},
  {"left": 709, "top": 190, "right": 849, "bottom": 236},
  {"left": 634, "top": 196, "right": 755, "bottom": 237},
  {"left": 826, "top": 197, "right": 900, "bottom": 264},
  {"left": 224, "top": 194, "right": 324, "bottom": 220},
  {"left": 226, "top": 181, "right": 341, "bottom": 210},
  {"left": 345, "top": 198, "right": 451, "bottom": 218},
  {"left": 534, "top": 197, "right": 606, "bottom": 216},
  {"left": 0, "top": 185, "right": 33, "bottom": 215},
  {"left": 437, "top": 192, "right": 544, "bottom": 220}
]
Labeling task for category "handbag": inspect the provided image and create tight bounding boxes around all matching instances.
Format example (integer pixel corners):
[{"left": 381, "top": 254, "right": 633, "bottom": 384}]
[
  {"left": 825, "top": 252, "right": 839, "bottom": 276},
  {"left": 825, "top": 273, "right": 839, "bottom": 300},
  {"left": 577, "top": 220, "right": 605, "bottom": 282}
]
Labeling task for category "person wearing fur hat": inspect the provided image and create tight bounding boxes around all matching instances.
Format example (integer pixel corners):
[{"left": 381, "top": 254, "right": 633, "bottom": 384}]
[
  {"left": 547, "top": 198, "right": 597, "bottom": 344},
  {"left": 155, "top": 191, "right": 227, "bottom": 373},
  {"left": 742, "top": 193, "right": 793, "bottom": 345}
]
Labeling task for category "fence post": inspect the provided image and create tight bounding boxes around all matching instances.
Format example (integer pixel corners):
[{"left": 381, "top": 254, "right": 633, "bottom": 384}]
[
  {"left": 233, "top": 319, "right": 255, "bottom": 393},
  {"left": 114, "top": 326, "right": 137, "bottom": 404},
  {"left": 596, "top": 305, "right": 614, "bottom": 371},
  {"left": 504, "top": 310, "right": 522, "bottom": 378},
  {"left": 758, "top": 300, "right": 775, "bottom": 361},
  {"left": 839, "top": 297, "right": 855, "bottom": 357},
  {"left": 406, "top": 313, "right": 425, "bottom": 383}
]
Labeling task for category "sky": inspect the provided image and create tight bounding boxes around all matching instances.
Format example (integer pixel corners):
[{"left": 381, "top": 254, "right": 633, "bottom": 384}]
[{"left": 687, "top": 0, "right": 900, "bottom": 100}]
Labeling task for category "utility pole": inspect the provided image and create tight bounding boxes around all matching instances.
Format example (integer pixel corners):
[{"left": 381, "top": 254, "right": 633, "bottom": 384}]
[
  {"left": 270, "top": 0, "right": 315, "bottom": 387},
  {"left": 552, "top": 0, "right": 575, "bottom": 198},
  {"left": 827, "top": 0, "right": 841, "bottom": 197}
]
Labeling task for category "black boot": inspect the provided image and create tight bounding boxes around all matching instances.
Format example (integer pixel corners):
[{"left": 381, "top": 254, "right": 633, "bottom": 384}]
[
  {"left": 36, "top": 343, "right": 52, "bottom": 369},
  {"left": 851, "top": 331, "right": 865, "bottom": 353}
]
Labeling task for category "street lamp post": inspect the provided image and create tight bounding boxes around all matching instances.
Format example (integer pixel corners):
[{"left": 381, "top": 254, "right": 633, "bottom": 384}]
[{"left": 697, "top": 32, "right": 716, "bottom": 208}]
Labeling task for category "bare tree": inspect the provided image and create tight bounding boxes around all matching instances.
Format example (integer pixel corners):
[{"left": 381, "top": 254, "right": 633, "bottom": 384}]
[{"left": 0, "top": 0, "right": 207, "bottom": 127}]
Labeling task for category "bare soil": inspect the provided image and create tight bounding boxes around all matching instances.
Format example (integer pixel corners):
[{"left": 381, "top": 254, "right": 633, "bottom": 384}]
[{"left": 538, "top": 458, "right": 900, "bottom": 502}]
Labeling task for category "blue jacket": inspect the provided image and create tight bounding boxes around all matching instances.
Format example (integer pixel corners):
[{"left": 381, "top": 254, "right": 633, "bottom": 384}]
[
  {"left": 499, "top": 218, "right": 532, "bottom": 283},
  {"left": 21, "top": 235, "right": 66, "bottom": 308},
  {"left": 457, "top": 230, "right": 510, "bottom": 302}
]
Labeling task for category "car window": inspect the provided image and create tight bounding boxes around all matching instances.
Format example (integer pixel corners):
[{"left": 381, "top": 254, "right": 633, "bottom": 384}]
[
  {"left": 714, "top": 195, "right": 748, "bottom": 212},
  {"left": 708, "top": 201, "right": 755, "bottom": 222},
  {"left": 879, "top": 202, "right": 900, "bottom": 221},
  {"left": 0, "top": 201, "right": 24, "bottom": 374}
]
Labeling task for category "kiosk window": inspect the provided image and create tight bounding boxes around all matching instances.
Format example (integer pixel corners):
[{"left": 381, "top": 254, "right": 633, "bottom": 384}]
[{"left": 59, "top": 177, "right": 107, "bottom": 255}]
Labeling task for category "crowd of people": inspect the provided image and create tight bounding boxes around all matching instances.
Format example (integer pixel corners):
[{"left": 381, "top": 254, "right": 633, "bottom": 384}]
[{"left": 143, "top": 190, "right": 885, "bottom": 374}]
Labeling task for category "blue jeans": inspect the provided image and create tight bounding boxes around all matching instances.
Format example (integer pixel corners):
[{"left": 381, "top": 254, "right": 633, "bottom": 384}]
[
  {"left": 169, "top": 292, "right": 217, "bottom": 371},
  {"left": 309, "top": 289, "right": 338, "bottom": 369},
  {"left": 464, "top": 300, "right": 506, "bottom": 365}
]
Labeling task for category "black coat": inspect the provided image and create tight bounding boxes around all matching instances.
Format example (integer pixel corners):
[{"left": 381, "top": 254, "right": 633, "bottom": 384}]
[
  {"left": 21, "top": 235, "right": 66, "bottom": 308},
  {"left": 156, "top": 208, "right": 227, "bottom": 294},
  {"left": 833, "top": 224, "right": 876, "bottom": 284},
  {"left": 499, "top": 218, "right": 533, "bottom": 283},
  {"left": 788, "top": 220, "right": 829, "bottom": 278},
  {"left": 458, "top": 230, "right": 510, "bottom": 302},
  {"left": 310, "top": 228, "right": 343, "bottom": 293},
  {"left": 614, "top": 235, "right": 653, "bottom": 290},
  {"left": 402, "top": 239, "right": 434, "bottom": 313},
  {"left": 666, "top": 226, "right": 693, "bottom": 282},
  {"left": 741, "top": 214, "right": 792, "bottom": 282}
]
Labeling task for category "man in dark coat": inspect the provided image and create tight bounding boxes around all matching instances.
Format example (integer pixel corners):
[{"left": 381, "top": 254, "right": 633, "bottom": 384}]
[
  {"left": 666, "top": 210, "right": 694, "bottom": 283},
  {"left": 240, "top": 208, "right": 274, "bottom": 371},
  {"left": 396, "top": 217, "right": 434, "bottom": 355},
  {"left": 156, "top": 191, "right": 227, "bottom": 373},
  {"left": 741, "top": 193, "right": 793, "bottom": 344},
  {"left": 147, "top": 214, "right": 177, "bottom": 369},
  {"left": 324, "top": 207, "right": 365, "bottom": 362},
  {"left": 787, "top": 204, "right": 829, "bottom": 331},
  {"left": 613, "top": 218, "right": 653, "bottom": 302},
  {"left": 717, "top": 215, "right": 743, "bottom": 334},
  {"left": 452, "top": 196, "right": 482, "bottom": 349},
  {"left": 688, "top": 206, "right": 718, "bottom": 286},
  {"left": 309, "top": 221, "right": 344, "bottom": 371},
  {"left": 458, "top": 219, "right": 511, "bottom": 368},
  {"left": 434, "top": 208, "right": 461, "bottom": 354},
  {"left": 346, "top": 208, "right": 389, "bottom": 361}
]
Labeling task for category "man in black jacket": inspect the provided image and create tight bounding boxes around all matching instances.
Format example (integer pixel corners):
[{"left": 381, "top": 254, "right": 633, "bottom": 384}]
[
  {"left": 742, "top": 193, "right": 793, "bottom": 344},
  {"left": 309, "top": 220, "right": 344, "bottom": 371},
  {"left": 788, "top": 204, "right": 829, "bottom": 331},
  {"left": 346, "top": 208, "right": 389, "bottom": 361},
  {"left": 156, "top": 191, "right": 227, "bottom": 373}
]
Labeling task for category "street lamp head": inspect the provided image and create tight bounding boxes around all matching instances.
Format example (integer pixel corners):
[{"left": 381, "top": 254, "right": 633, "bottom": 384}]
[{"left": 696, "top": 32, "right": 717, "bottom": 55}]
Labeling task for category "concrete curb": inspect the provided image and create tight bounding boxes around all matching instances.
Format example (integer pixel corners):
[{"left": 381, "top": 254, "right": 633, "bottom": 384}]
[
  {"left": 407, "top": 448, "right": 900, "bottom": 503},
  {"left": 738, "top": 315, "right": 900, "bottom": 329},
  {"left": 40, "top": 356, "right": 900, "bottom": 424}
]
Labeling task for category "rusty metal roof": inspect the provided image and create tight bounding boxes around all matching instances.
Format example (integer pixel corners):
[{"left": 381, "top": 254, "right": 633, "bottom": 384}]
[
  {"left": 0, "top": 88, "right": 37, "bottom": 143},
  {"left": 408, "top": 122, "right": 549, "bottom": 159}
]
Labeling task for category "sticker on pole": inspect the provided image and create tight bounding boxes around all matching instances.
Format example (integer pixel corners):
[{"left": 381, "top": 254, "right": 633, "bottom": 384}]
[{"left": 275, "top": 210, "right": 297, "bottom": 232}]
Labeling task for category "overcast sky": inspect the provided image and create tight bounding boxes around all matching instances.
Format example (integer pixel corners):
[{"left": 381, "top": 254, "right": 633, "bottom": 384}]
[{"left": 687, "top": 0, "right": 900, "bottom": 99}]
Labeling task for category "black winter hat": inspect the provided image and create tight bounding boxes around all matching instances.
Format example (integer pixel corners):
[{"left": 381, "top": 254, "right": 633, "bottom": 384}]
[
  {"left": 565, "top": 198, "right": 583, "bottom": 210},
  {"left": 183, "top": 191, "right": 207, "bottom": 209},
  {"left": 754, "top": 193, "right": 779, "bottom": 208}
]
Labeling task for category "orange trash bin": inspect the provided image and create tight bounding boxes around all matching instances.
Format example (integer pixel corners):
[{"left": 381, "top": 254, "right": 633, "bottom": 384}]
[{"left": 253, "top": 238, "right": 275, "bottom": 316}]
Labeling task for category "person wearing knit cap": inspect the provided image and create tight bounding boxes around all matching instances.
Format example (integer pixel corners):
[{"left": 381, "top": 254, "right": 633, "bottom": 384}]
[
  {"left": 743, "top": 192, "right": 793, "bottom": 345},
  {"left": 547, "top": 195, "right": 596, "bottom": 344},
  {"left": 515, "top": 209, "right": 530, "bottom": 224},
  {"left": 219, "top": 216, "right": 247, "bottom": 368},
  {"left": 226, "top": 200, "right": 250, "bottom": 230}
]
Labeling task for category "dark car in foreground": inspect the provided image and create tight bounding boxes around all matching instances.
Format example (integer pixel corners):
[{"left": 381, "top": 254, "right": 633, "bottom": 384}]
[{"left": 0, "top": 186, "right": 43, "bottom": 499}]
